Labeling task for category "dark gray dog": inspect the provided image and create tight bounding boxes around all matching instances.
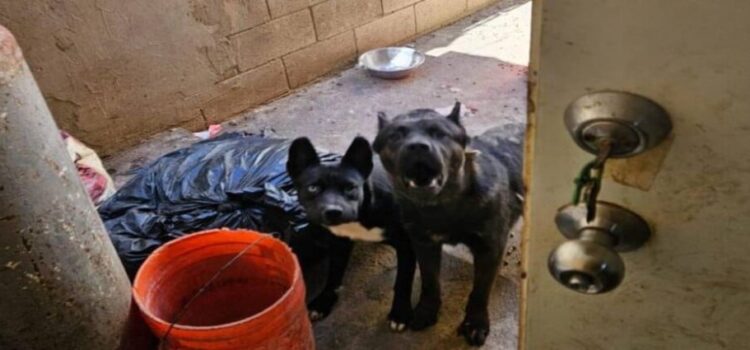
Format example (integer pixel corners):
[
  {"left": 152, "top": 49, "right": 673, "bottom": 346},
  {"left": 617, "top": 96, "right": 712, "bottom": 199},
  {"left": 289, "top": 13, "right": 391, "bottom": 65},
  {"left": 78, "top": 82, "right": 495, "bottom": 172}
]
[{"left": 372, "top": 102, "right": 524, "bottom": 346}]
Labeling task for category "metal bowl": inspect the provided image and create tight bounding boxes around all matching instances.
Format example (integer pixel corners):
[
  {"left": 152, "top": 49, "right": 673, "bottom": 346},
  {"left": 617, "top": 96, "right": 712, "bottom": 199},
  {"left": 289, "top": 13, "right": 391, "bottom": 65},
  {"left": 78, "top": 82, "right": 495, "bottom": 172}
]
[{"left": 358, "top": 47, "right": 425, "bottom": 79}]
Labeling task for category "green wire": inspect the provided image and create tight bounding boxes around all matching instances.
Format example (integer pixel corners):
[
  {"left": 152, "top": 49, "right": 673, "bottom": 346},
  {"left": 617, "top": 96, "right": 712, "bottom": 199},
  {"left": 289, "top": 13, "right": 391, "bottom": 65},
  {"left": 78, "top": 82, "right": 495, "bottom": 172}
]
[{"left": 572, "top": 160, "right": 597, "bottom": 204}]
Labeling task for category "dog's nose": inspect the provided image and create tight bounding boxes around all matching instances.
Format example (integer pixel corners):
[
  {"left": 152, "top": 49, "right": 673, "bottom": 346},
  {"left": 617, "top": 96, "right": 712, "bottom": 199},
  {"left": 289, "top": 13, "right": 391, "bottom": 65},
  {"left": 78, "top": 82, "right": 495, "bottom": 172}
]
[
  {"left": 406, "top": 141, "right": 430, "bottom": 152},
  {"left": 323, "top": 207, "right": 343, "bottom": 222}
]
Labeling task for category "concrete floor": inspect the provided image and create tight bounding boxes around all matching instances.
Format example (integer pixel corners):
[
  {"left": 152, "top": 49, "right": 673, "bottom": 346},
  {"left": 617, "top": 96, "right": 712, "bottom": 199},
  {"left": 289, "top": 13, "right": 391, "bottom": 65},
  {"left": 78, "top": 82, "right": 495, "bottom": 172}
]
[{"left": 105, "top": 1, "right": 530, "bottom": 348}]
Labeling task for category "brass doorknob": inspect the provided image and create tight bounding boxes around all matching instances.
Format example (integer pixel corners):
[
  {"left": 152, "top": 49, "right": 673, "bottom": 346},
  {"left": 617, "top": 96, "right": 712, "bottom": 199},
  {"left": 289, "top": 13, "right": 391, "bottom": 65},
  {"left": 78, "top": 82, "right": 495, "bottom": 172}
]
[{"left": 548, "top": 201, "right": 650, "bottom": 294}]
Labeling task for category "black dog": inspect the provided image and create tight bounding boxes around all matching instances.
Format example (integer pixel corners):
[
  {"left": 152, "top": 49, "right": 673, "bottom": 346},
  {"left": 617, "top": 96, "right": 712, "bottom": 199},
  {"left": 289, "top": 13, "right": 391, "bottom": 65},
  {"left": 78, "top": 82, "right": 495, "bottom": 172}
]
[
  {"left": 287, "top": 137, "right": 416, "bottom": 331},
  {"left": 373, "top": 103, "right": 524, "bottom": 346}
]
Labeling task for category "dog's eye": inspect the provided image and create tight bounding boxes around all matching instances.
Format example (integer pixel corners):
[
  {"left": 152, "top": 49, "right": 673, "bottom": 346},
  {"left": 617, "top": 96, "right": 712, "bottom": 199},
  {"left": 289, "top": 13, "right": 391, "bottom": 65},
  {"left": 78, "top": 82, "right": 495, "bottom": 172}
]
[
  {"left": 345, "top": 184, "right": 357, "bottom": 193},
  {"left": 307, "top": 185, "right": 320, "bottom": 194},
  {"left": 429, "top": 127, "right": 446, "bottom": 139},
  {"left": 390, "top": 126, "right": 409, "bottom": 141}
]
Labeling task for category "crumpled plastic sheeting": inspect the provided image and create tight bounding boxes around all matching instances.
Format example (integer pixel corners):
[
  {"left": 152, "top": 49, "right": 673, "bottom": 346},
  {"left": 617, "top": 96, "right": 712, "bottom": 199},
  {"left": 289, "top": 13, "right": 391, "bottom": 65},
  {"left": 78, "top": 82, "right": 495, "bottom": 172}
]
[{"left": 98, "top": 133, "right": 339, "bottom": 278}]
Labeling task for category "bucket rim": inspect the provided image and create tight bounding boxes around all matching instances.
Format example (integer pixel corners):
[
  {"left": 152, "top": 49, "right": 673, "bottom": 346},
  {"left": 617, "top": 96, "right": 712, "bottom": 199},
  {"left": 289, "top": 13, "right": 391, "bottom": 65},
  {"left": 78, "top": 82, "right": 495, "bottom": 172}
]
[{"left": 132, "top": 228, "right": 303, "bottom": 332}]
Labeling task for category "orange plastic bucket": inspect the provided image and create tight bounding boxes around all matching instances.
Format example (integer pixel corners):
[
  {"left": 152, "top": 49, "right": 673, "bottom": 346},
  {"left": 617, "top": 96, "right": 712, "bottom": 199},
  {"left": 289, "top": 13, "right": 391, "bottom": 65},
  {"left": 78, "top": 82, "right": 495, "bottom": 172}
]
[{"left": 132, "top": 229, "right": 314, "bottom": 349}]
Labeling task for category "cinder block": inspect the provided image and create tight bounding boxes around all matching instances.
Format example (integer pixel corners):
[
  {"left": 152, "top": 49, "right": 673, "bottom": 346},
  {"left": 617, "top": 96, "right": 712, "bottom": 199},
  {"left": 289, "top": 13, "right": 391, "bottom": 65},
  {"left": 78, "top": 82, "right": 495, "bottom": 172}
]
[
  {"left": 283, "top": 31, "right": 357, "bottom": 88},
  {"left": 267, "top": 0, "right": 328, "bottom": 18},
  {"left": 355, "top": 7, "right": 416, "bottom": 53},
  {"left": 267, "top": 0, "right": 308, "bottom": 18},
  {"left": 415, "top": 0, "right": 467, "bottom": 33},
  {"left": 192, "top": 0, "right": 269, "bottom": 35},
  {"left": 383, "top": 0, "right": 420, "bottom": 13},
  {"left": 233, "top": 10, "right": 316, "bottom": 71},
  {"left": 312, "top": 0, "right": 382, "bottom": 39},
  {"left": 202, "top": 60, "right": 289, "bottom": 122},
  {"left": 468, "top": 0, "right": 498, "bottom": 11}
]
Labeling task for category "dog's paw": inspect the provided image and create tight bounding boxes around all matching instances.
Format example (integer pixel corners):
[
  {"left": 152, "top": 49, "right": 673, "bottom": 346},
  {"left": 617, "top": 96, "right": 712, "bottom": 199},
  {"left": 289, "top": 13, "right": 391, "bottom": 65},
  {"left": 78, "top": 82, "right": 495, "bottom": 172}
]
[
  {"left": 389, "top": 320, "right": 408, "bottom": 332},
  {"left": 387, "top": 307, "right": 412, "bottom": 332},
  {"left": 387, "top": 304, "right": 412, "bottom": 331},
  {"left": 307, "top": 291, "right": 338, "bottom": 322},
  {"left": 309, "top": 310, "right": 326, "bottom": 321},
  {"left": 409, "top": 303, "right": 439, "bottom": 331},
  {"left": 457, "top": 317, "right": 490, "bottom": 346}
]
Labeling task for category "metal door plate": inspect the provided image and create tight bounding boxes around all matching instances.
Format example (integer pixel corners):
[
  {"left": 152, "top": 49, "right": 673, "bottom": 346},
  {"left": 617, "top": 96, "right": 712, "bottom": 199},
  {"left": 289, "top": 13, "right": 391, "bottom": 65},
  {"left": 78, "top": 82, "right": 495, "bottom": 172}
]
[
  {"left": 555, "top": 201, "right": 651, "bottom": 252},
  {"left": 565, "top": 91, "right": 672, "bottom": 157}
]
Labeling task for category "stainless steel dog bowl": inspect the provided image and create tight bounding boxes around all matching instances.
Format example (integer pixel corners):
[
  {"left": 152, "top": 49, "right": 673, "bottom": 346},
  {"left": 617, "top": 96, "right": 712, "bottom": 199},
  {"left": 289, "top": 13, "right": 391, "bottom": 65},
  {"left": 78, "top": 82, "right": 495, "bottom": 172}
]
[{"left": 358, "top": 47, "right": 425, "bottom": 79}]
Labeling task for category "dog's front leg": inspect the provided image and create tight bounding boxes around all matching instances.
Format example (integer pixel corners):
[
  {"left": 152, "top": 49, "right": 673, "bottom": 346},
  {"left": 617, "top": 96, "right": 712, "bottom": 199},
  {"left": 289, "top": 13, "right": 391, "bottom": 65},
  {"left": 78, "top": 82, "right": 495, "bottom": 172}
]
[
  {"left": 459, "top": 242, "right": 502, "bottom": 346},
  {"left": 409, "top": 238, "right": 442, "bottom": 331},
  {"left": 308, "top": 236, "right": 353, "bottom": 321},
  {"left": 388, "top": 241, "right": 416, "bottom": 332}
]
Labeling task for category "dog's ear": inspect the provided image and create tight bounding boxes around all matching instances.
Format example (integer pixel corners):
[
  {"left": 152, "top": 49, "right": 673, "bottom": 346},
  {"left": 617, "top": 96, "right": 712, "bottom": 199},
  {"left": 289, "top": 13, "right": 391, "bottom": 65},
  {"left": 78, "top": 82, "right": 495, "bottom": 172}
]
[
  {"left": 373, "top": 113, "right": 388, "bottom": 153},
  {"left": 342, "top": 136, "right": 373, "bottom": 178},
  {"left": 447, "top": 101, "right": 462, "bottom": 126},
  {"left": 377, "top": 111, "right": 389, "bottom": 131},
  {"left": 372, "top": 133, "right": 385, "bottom": 153},
  {"left": 287, "top": 137, "right": 320, "bottom": 181}
]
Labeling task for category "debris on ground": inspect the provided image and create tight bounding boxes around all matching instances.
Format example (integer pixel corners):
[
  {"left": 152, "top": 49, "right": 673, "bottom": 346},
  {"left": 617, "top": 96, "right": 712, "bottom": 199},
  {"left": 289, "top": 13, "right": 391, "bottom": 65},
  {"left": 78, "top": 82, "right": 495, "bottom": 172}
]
[
  {"left": 61, "top": 131, "right": 116, "bottom": 205},
  {"left": 192, "top": 124, "right": 223, "bottom": 140}
]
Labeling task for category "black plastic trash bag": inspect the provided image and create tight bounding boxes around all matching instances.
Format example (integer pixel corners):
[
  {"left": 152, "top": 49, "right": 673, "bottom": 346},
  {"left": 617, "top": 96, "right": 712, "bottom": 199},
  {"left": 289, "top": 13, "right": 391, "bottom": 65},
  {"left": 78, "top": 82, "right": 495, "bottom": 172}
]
[{"left": 98, "top": 133, "right": 339, "bottom": 290}]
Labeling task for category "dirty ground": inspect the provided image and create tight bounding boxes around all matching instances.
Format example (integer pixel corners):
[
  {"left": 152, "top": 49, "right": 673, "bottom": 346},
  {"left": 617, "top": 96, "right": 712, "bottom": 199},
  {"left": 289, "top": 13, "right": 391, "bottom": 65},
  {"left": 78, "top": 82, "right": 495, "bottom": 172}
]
[{"left": 104, "top": 1, "right": 531, "bottom": 348}]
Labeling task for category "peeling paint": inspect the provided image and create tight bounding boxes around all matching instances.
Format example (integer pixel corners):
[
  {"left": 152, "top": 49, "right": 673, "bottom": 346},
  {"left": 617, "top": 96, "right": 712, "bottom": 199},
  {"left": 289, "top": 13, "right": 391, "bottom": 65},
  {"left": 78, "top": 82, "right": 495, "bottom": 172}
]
[{"left": 606, "top": 133, "right": 674, "bottom": 191}]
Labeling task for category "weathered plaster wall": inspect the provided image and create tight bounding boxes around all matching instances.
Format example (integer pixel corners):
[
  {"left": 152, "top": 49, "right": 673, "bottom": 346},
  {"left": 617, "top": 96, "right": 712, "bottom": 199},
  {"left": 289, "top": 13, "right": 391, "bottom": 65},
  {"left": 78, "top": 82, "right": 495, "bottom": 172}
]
[{"left": 0, "top": 0, "right": 500, "bottom": 155}]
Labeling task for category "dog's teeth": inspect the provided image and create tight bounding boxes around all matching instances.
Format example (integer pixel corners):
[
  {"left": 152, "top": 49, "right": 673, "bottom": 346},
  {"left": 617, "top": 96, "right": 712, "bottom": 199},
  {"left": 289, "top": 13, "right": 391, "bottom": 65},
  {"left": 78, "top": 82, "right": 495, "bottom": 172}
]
[
  {"left": 430, "top": 178, "right": 439, "bottom": 187},
  {"left": 408, "top": 180, "right": 418, "bottom": 188}
]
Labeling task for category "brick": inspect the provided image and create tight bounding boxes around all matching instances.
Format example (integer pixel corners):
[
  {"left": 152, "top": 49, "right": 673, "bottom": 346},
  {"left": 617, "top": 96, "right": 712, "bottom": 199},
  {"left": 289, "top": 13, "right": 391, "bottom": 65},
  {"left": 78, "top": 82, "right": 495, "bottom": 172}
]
[
  {"left": 415, "top": 0, "right": 467, "bottom": 33},
  {"left": 267, "top": 0, "right": 308, "bottom": 18},
  {"left": 202, "top": 60, "right": 289, "bottom": 122},
  {"left": 191, "top": 0, "right": 269, "bottom": 35},
  {"left": 283, "top": 31, "right": 356, "bottom": 88},
  {"left": 355, "top": 7, "right": 416, "bottom": 53},
  {"left": 468, "top": 0, "right": 498, "bottom": 11},
  {"left": 383, "top": 0, "right": 420, "bottom": 13},
  {"left": 312, "top": 0, "right": 382, "bottom": 39},
  {"left": 225, "top": 0, "right": 270, "bottom": 32},
  {"left": 266, "top": 0, "right": 328, "bottom": 18},
  {"left": 202, "top": 39, "right": 240, "bottom": 82},
  {"left": 233, "top": 10, "right": 316, "bottom": 71}
]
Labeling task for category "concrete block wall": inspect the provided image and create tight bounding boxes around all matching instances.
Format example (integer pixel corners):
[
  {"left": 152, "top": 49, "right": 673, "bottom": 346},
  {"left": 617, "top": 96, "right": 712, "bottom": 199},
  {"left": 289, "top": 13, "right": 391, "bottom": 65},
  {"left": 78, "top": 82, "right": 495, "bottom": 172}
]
[{"left": 0, "top": 0, "right": 500, "bottom": 155}]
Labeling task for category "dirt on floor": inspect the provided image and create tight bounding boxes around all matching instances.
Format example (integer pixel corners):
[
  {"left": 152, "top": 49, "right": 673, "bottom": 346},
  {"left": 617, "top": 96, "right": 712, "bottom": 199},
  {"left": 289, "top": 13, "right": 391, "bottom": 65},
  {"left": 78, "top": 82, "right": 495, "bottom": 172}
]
[{"left": 104, "top": 1, "right": 531, "bottom": 348}]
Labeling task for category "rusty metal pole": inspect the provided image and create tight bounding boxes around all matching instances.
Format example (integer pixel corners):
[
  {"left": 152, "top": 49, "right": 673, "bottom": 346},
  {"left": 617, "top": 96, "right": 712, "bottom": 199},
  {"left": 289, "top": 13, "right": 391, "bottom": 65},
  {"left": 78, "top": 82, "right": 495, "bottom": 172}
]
[{"left": 0, "top": 25, "right": 132, "bottom": 349}]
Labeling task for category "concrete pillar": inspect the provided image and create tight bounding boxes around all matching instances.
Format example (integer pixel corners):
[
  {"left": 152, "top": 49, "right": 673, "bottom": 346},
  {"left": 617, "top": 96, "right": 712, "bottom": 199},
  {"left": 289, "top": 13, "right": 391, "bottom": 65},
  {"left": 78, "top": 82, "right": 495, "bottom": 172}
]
[{"left": 0, "top": 25, "right": 132, "bottom": 349}]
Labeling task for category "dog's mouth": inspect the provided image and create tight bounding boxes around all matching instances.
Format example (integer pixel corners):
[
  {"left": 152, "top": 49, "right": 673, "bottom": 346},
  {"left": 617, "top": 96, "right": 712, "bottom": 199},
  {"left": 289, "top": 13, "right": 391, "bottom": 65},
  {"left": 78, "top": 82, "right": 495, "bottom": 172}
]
[
  {"left": 402, "top": 174, "right": 443, "bottom": 189},
  {"left": 400, "top": 160, "right": 445, "bottom": 194}
]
